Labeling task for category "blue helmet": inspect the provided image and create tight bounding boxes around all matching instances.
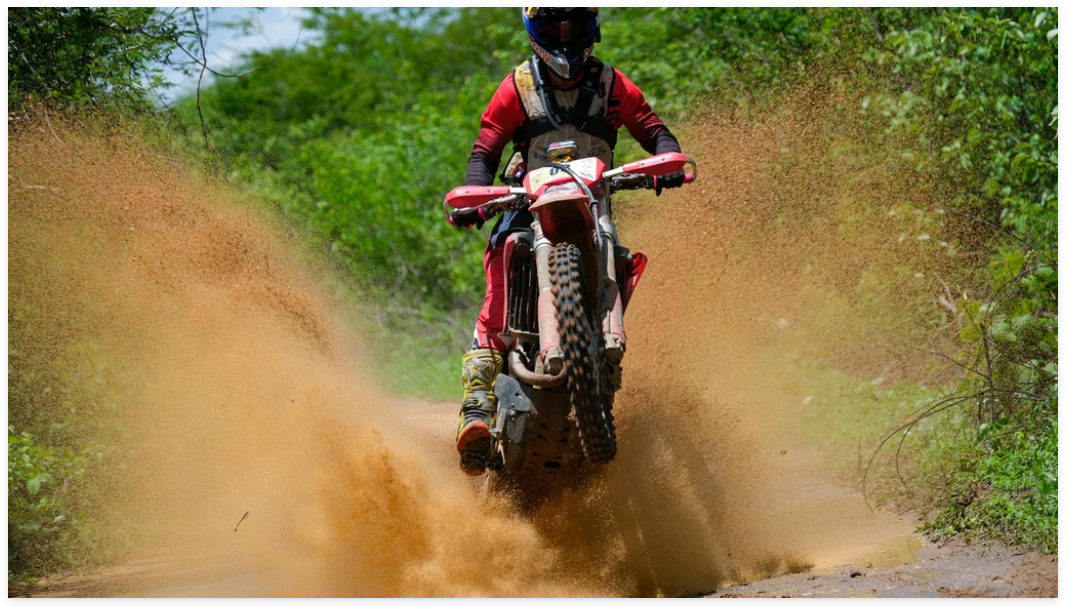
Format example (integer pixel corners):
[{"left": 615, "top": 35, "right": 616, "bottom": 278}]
[{"left": 522, "top": 8, "right": 601, "bottom": 81}]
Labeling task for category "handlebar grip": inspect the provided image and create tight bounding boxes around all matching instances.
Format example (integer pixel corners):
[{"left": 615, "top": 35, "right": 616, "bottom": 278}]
[{"left": 450, "top": 206, "right": 488, "bottom": 228}]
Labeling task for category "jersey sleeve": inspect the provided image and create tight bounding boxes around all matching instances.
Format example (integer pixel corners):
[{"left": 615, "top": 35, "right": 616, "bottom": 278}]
[
  {"left": 466, "top": 74, "right": 526, "bottom": 186},
  {"left": 611, "top": 69, "right": 681, "bottom": 155}
]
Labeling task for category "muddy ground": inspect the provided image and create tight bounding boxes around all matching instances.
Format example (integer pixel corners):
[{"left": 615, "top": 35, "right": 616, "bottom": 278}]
[
  {"left": 708, "top": 540, "right": 1058, "bottom": 598},
  {"left": 12, "top": 434, "right": 1059, "bottom": 599},
  {"left": 12, "top": 401, "right": 1059, "bottom": 598},
  {"left": 16, "top": 540, "right": 1057, "bottom": 598}
]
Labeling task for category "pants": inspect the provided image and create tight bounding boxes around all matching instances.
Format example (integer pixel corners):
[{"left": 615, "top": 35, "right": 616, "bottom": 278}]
[
  {"left": 472, "top": 239, "right": 510, "bottom": 352},
  {"left": 470, "top": 211, "right": 532, "bottom": 352}
]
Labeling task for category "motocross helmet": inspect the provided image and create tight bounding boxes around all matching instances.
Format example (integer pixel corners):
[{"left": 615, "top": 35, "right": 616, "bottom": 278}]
[{"left": 522, "top": 7, "right": 600, "bottom": 82}]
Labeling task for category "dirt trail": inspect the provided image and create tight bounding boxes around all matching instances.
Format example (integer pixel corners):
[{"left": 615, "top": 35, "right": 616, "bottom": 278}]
[
  {"left": 707, "top": 540, "right": 1057, "bottom": 598},
  {"left": 8, "top": 108, "right": 1051, "bottom": 597}
]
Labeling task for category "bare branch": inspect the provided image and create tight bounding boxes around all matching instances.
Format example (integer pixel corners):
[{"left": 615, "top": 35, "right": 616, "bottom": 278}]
[
  {"left": 933, "top": 272, "right": 959, "bottom": 316},
  {"left": 153, "top": 21, "right": 303, "bottom": 81},
  {"left": 861, "top": 393, "right": 975, "bottom": 512},
  {"left": 191, "top": 8, "right": 210, "bottom": 149},
  {"left": 9, "top": 174, "right": 62, "bottom": 196},
  {"left": 144, "top": 7, "right": 302, "bottom": 149},
  {"left": 42, "top": 105, "right": 65, "bottom": 145}
]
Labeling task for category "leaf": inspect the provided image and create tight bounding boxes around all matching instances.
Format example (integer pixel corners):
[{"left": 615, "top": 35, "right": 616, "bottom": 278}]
[
  {"left": 27, "top": 476, "right": 43, "bottom": 496},
  {"left": 990, "top": 320, "right": 1017, "bottom": 344},
  {"left": 1047, "top": 28, "right": 1058, "bottom": 41}
]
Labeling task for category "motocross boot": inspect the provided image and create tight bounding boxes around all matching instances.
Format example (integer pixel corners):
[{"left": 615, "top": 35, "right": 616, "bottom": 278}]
[{"left": 456, "top": 348, "right": 504, "bottom": 476}]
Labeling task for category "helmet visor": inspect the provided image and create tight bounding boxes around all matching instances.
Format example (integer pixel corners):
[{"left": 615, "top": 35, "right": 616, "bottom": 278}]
[{"left": 535, "top": 19, "right": 593, "bottom": 48}]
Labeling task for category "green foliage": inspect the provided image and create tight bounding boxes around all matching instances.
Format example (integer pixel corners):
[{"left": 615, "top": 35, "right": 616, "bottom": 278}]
[
  {"left": 832, "top": 8, "right": 1057, "bottom": 551},
  {"left": 864, "top": 8, "right": 1058, "bottom": 249},
  {"left": 8, "top": 8, "right": 179, "bottom": 111},
  {"left": 928, "top": 413, "right": 1058, "bottom": 553},
  {"left": 177, "top": 8, "right": 526, "bottom": 314},
  {"left": 7, "top": 306, "right": 123, "bottom": 581},
  {"left": 8, "top": 426, "right": 98, "bottom": 580},
  {"left": 924, "top": 242, "right": 1058, "bottom": 552}
]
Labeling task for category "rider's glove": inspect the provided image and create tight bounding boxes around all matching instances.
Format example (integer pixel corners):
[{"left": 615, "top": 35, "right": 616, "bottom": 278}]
[
  {"left": 654, "top": 170, "right": 686, "bottom": 197},
  {"left": 448, "top": 206, "right": 487, "bottom": 230}
]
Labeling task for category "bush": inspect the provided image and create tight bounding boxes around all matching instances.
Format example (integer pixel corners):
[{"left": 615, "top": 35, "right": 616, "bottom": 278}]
[{"left": 8, "top": 426, "right": 99, "bottom": 580}]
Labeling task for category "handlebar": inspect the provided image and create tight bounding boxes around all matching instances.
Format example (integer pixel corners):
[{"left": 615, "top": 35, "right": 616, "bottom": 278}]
[
  {"left": 608, "top": 171, "right": 694, "bottom": 194},
  {"left": 448, "top": 206, "right": 489, "bottom": 228},
  {"left": 608, "top": 173, "right": 653, "bottom": 192},
  {"left": 447, "top": 159, "right": 697, "bottom": 228},
  {"left": 447, "top": 194, "right": 528, "bottom": 228}
]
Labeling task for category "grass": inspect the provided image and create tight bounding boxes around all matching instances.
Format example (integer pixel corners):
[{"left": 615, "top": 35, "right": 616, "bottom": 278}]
[{"left": 793, "top": 359, "right": 1057, "bottom": 553}]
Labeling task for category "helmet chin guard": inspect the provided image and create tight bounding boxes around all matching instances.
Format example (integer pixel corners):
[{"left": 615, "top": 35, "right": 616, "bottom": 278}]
[{"left": 532, "top": 43, "right": 593, "bottom": 81}]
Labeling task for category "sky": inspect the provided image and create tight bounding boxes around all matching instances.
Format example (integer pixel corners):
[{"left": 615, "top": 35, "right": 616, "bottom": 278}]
[{"left": 160, "top": 7, "right": 314, "bottom": 103}]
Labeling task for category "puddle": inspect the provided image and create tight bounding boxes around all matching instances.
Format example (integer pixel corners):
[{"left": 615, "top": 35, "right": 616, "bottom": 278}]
[{"left": 857, "top": 534, "right": 923, "bottom": 568}]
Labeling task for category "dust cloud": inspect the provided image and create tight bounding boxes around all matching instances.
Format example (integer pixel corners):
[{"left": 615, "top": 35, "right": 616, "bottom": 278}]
[
  {"left": 604, "top": 86, "right": 951, "bottom": 592},
  {"left": 9, "top": 92, "right": 946, "bottom": 597}
]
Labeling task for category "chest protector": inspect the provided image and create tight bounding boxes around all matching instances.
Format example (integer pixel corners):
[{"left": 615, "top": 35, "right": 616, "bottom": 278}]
[{"left": 512, "top": 56, "right": 618, "bottom": 171}]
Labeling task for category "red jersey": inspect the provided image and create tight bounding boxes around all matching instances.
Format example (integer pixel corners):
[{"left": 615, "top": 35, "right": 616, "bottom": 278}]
[{"left": 466, "top": 63, "right": 679, "bottom": 186}]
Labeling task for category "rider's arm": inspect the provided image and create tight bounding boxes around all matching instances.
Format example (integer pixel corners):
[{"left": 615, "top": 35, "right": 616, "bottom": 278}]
[
  {"left": 611, "top": 69, "right": 682, "bottom": 156},
  {"left": 466, "top": 74, "right": 526, "bottom": 186}
]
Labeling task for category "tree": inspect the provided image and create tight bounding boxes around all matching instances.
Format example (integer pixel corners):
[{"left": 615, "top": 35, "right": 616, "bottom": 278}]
[{"left": 8, "top": 8, "right": 182, "bottom": 110}]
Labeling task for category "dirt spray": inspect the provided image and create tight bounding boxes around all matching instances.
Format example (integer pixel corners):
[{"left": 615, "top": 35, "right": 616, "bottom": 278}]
[{"left": 9, "top": 96, "right": 947, "bottom": 596}]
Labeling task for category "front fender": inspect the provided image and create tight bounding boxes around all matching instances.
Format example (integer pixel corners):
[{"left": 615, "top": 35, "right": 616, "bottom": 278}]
[{"left": 529, "top": 190, "right": 595, "bottom": 246}]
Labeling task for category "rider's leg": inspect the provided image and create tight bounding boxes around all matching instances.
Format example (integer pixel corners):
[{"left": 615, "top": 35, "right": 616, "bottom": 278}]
[{"left": 456, "top": 240, "right": 508, "bottom": 475}]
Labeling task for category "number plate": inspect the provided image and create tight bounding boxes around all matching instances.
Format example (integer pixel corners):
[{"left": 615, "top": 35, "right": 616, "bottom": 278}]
[{"left": 524, "top": 157, "right": 604, "bottom": 198}]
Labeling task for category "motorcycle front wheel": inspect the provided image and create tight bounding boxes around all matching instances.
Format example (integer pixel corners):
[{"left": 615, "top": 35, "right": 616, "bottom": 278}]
[{"left": 549, "top": 243, "right": 617, "bottom": 464}]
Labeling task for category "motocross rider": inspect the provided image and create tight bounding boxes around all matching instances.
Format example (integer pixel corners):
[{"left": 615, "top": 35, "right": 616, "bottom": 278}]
[{"left": 452, "top": 7, "right": 686, "bottom": 475}]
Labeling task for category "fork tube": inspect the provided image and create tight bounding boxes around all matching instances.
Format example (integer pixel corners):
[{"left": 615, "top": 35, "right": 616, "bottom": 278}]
[
  {"left": 597, "top": 198, "right": 626, "bottom": 364},
  {"left": 532, "top": 220, "right": 563, "bottom": 374}
]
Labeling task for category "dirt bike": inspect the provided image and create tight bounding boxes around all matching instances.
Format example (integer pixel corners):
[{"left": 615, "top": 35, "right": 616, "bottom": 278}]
[{"left": 445, "top": 142, "right": 696, "bottom": 497}]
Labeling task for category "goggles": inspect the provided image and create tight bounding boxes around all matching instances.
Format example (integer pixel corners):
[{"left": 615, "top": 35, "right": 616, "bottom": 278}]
[{"left": 535, "top": 19, "right": 593, "bottom": 47}]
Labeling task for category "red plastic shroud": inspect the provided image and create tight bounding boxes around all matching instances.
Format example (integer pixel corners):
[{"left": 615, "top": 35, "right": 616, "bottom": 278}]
[
  {"left": 621, "top": 252, "right": 648, "bottom": 312},
  {"left": 499, "top": 232, "right": 522, "bottom": 336}
]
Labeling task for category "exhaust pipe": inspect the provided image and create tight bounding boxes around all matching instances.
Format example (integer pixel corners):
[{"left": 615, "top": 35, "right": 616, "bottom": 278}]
[{"left": 509, "top": 349, "right": 566, "bottom": 388}]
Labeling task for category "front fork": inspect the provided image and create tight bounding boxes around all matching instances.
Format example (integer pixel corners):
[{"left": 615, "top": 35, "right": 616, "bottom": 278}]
[
  {"left": 533, "top": 220, "right": 564, "bottom": 374},
  {"left": 597, "top": 199, "right": 627, "bottom": 365}
]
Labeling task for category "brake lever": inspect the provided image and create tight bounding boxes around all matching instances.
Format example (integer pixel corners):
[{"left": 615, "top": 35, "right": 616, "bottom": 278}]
[
  {"left": 511, "top": 195, "right": 531, "bottom": 212},
  {"left": 609, "top": 173, "right": 653, "bottom": 193}
]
